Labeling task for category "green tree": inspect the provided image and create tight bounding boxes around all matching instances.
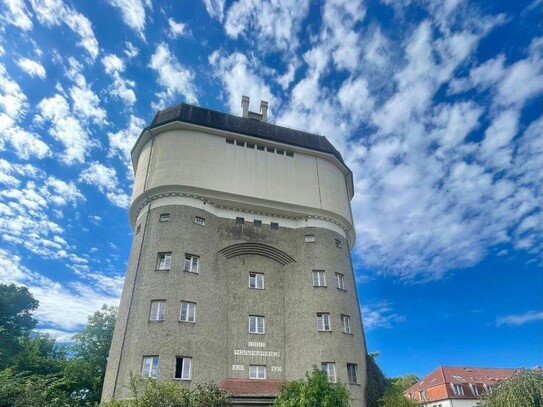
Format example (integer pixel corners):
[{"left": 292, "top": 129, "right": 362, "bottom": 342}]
[
  {"left": 273, "top": 369, "right": 350, "bottom": 407},
  {"left": 10, "top": 333, "right": 66, "bottom": 375},
  {"left": 378, "top": 374, "right": 419, "bottom": 407},
  {"left": 478, "top": 369, "right": 543, "bottom": 407},
  {"left": 366, "top": 353, "right": 388, "bottom": 407},
  {"left": 64, "top": 304, "right": 118, "bottom": 406},
  {"left": 101, "top": 376, "right": 231, "bottom": 407},
  {"left": 0, "top": 283, "right": 39, "bottom": 369}
]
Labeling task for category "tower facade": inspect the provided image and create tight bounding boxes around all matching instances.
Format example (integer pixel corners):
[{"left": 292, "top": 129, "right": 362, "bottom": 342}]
[{"left": 102, "top": 99, "right": 367, "bottom": 406}]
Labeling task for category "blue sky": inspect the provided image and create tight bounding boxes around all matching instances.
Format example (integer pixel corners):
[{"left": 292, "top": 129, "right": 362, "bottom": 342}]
[{"left": 0, "top": 0, "right": 541, "bottom": 378}]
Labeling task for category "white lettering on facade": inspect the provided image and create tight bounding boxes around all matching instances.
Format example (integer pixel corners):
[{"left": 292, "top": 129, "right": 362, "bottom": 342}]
[
  {"left": 248, "top": 341, "right": 266, "bottom": 348},
  {"left": 232, "top": 365, "right": 245, "bottom": 371},
  {"left": 233, "top": 349, "right": 280, "bottom": 357},
  {"left": 271, "top": 366, "right": 282, "bottom": 372}
]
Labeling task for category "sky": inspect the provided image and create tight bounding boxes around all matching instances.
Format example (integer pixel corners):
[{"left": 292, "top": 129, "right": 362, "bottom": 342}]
[{"left": 0, "top": 0, "right": 541, "bottom": 378}]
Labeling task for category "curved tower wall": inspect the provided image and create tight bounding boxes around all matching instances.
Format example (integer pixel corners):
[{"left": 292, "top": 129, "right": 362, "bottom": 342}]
[{"left": 102, "top": 111, "right": 367, "bottom": 406}]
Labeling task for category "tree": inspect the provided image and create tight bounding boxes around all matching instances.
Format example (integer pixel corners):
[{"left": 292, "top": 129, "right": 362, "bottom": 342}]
[
  {"left": 273, "top": 369, "right": 350, "bottom": 407},
  {"left": 366, "top": 353, "right": 388, "bottom": 407},
  {"left": 378, "top": 374, "right": 419, "bottom": 407},
  {"left": 478, "top": 369, "right": 543, "bottom": 407},
  {"left": 64, "top": 304, "right": 118, "bottom": 406},
  {"left": 101, "top": 376, "right": 231, "bottom": 407},
  {"left": 10, "top": 333, "right": 66, "bottom": 375},
  {"left": 0, "top": 283, "right": 39, "bottom": 369}
]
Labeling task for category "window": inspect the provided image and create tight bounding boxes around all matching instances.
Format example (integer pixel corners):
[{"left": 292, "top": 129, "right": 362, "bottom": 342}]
[
  {"left": 194, "top": 216, "right": 205, "bottom": 226},
  {"left": 347, "top": 363, "right": 358, "bottom": 384},
  {"left": 267, "top": 146, "right": 275, "bottom": 153},
  {"left": 236, "top": 140, "right": 245, "bottom": 147},
  {"left": 276, "top": 149, "right": 284, "bottom": 155},
  {"left": 312, "top": 271, "right": 326, "bottom": 287},
  {"left": 226, "top": 138, "right": 235, "bottom": 145},
  {"left": 249, "top": 315, "right": 265, "bottom": 334},
  {"left": 157, "top": 253, "right": 172, "bottom": 270},
  {"left": 257, "top": 145, "right": 265, "bottom": 151},
  {"left": 254, "top": 219, "right": 262, "bottom": 227},
  {"left": 409, "top": 392, "right": 414, "bottom": 400},
  {"left": 180, "top": 302, "right": 196, "bottom": 322},
  {"left": 335, "top": 238, "right": 342, "bottom": 248},
  {"left": 420, "top": 390, "right": 427, "bottom": 401},
  {"left": 286, "top": 151, "right": 294, "bottom": 157},
  {"left": 236, "top": 217, "right": 245, "bottom": 225},
  {"left": 341, "top": 315, "right": 351, "bottom": 333},
  {"left": 305, "top": 235, "right": 315, "bottom": 243},
  {"left": 316, "top": 313, "right": 331, "bottom": 331},
  {"left": 150, "top": 300, "right": 165, "bottom": 321},
  {"left": 471, "top": 384, "right": 479, "bottom": 396},
  {"left": 160, "top": 214, "right": 170, "bottom": 222},
  {"left": 321, "top": 362, "right": 336, "bottom": 383},
  {"left": 142, "top": 356, "right": 159, "bottom": 378},
  {"left": 451, "top": 383, "right": 464, "bottom": 395},
  {"left": 184, "top": 255, "right": 199, "bottom": 273},
  {"left": 246, "top": 143, "right": 255, "bottom": 149},
  {"left": 270, "top": 222, "right": 278, "bottom": 230},
  {"left": 249, "top": 365, "right": 266, "bottom": 379},
  {"left": 335, "top": 273, "right": 345, "bottom": 290},
  {"left": 175, "top": 356, "right": 191, "bottom": 380},
  {"left": 249, "top": 273, "right": 264, "bottom": 289}
]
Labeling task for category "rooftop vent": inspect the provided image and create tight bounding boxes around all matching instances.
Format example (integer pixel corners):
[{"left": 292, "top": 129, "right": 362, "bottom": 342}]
[{"left": 241, "top": 95, "right": 268, "bottom": 122}]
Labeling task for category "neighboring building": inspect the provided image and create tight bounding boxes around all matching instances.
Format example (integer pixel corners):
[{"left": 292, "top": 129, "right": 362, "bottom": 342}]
[
  {"left": 101, "top": 97, "right": 367, "bottom": 406},
  {"left": 405, "top": 366, "right": 517, "bottom": 407}
]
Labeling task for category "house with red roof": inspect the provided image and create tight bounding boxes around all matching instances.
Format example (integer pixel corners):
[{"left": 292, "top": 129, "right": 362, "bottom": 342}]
[{"left": 404, "top": 366, "right": 516, "bottom": 407}]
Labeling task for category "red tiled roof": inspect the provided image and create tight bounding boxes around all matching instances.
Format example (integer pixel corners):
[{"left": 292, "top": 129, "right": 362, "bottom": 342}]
[
  {"left": 404, "top": 366, "right": 517, "bottom": 401},
  {"left": 219, "top": 379, "right": 286, "bottom": 397}
]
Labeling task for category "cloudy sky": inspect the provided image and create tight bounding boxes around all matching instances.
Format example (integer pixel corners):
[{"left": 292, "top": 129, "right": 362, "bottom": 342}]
[{"left": 0, "top": 0, "right": 541, "bottom": 377}]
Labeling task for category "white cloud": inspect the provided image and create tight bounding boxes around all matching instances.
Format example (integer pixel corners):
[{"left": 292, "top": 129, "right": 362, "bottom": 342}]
[
  {"left": 108, "top": 115, "right": 146, "bottom": 169},
  {"left": 16, "top": 58, "right": 46, "bottom": 79},
  {"left": 102, "top": 54, "right": 137, "bottom": 106},
  {"left": 30, "top": 0, "right": 99, "bottom": 60},
  {"left": 102, "top": 54, "right": 125, "bottom": 74},
  {"left": 496, "top": 310, "right": 543, "bottom": 327},
  {"left": 105, "top": 0, "right": 148, "bottom": 39},
  {"left": 0, "top": 63, "right": 28, "bottom": 118},
  {"left": 79, "top": 162, "right": 130, "bottom": 208},
  {"left": 70, "top": 85, "right": 107, "bottom": 124},
  {"left": 2, "top": 0, "right": 33, "bottom": 31},
  {"left": 124, "top": 41, "right": 139, "bottom": 59},
  {"left": 202, "top": 0, "right": 225, "bottom": 21},
  {"left": 361, "top": 300, "right": 406, "bottom": 330},
  {"left": 168, "top": 18, "right": 187, "bottom": 38},
  {"left": 0, "top": 113, "right": 50, "bottom": 159},
  {"left": 149, "top": 43, "right": 198, "bottom": 107}
]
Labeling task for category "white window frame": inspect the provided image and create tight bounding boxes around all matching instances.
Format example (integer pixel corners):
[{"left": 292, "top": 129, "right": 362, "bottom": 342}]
[
  {"left": 420, "top": 390, "right": 427, "bottom": 401},
  {"left": 249, "top": 315, "right": 265, "bottom": 334},
  {"left": 321, "top": 362, "right": 336, "bottom": 383},
  {"left": 249, "top": 365, "right": 266, "bottom": 380},
  {"left": 316, "top": 313, "right": 331, "bottom": 331},
  {"left": 175, "top": 356, "right": 191, "bottom": 380},
  {"left": 451, "top": 383, "right": 464, "bottom": 396},
  {"left": 150, "top": 300, "right": 165, "bottom": 321},
  {"left": 335, "top": 273, "right": 345, "bottom": 290},
  {"left": 142, "top": 356, "right": 159, "bottom": 378},
  {"left": 312, "top": 270, "right": 326, "bottom": 287},
  {"left": 305, "top": 235, "right": 315, "bottom": 243},
  {"left": 180, "top": 302, "right": 196, "bottom": 322},
  {"left": 194, "top": 216, "right": 205, "bottom": 226},
  {"left": 159, "top": 214, "right": 170, "bottom": 222},
  {"left": 157, "top": 253, "right": 172, "bottom": 270},
  {"left": 249, "top": 272, "right": 264, "bottom": 289},
  {"left": 184, "top": 254, "right": 199, "bottom": 273},
  {"left": 347, "top": 363, "right": 358, "bottom": 384},
  {"left": 341, "top": 314, "right": 351, "bottom": 334},
  {"left": 470, "top": 384, "right": 479, "bottom": 395}
]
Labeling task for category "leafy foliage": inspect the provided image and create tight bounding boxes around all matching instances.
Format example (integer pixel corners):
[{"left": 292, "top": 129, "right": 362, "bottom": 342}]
[
  {"left": 366, "top": 353, "right": 388, "bottom": 407},
  {"left": 101, "top": 376, "right": 231, "bottom": 407},
  {"left": 478, "top": 369, "right": 543, "bottom": 407},
  {"left": 273, "top": 369, "right": 350, "bottom": 407},
  {"left": 378, "top": 374, "right": 419, "bottom": 407}
]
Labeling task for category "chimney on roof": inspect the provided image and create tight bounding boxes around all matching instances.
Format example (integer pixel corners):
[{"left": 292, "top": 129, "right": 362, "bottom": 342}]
[
  {"left": 241, "top": 95, "right": 249, "bottom": 118},
  {"left": 260, "top": 100, "right": 268, "bottom": 122}
]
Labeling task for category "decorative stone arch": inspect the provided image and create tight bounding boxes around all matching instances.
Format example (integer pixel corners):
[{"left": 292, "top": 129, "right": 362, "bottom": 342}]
[{"left": 218, "top": 243, "right": 296, "bottom": 266}]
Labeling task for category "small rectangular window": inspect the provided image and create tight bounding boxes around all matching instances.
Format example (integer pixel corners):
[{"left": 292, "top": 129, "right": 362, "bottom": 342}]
[
  {"left": 150, "top": 300, "right": 166, "bottom": 321},
  {"left": 312, "top": 271, "right": 326, "bottom": 287},
  {"left": 266, "top": 146, "right": 275, "bottom": 153},
  {"left": 180, "top": 302, "right": 196, "bottom": 322},
  {"left": 157, "top": 253, "right": 172, "bottom": 270},
  {"left": 341, "top": 314, "right": 351, "bottom": 334},
  {"left": 254, "top": 219, "right": 262, "bottom": 227},
  {"left": 175, "top": 356, "right": 191, "bottom": 380},
  {"left": 336, "top": 273, "right": 345, "bottom": 290},
  {"left": 246, "top": 143, "right": 255, "bottom": 149},
  {"left": 236, "top": 140, "right": 245, "bottom": 147},
  {"left": 316, "top": 313, "right": 331, "bottom": 331},
  {"left": 257, "top": 145, "right": 265, "bottom": 151},
  {"left": 276, "top": 149, "right": 284, "bottom": 155},
  {"left": 451, "top": 384, "right": 464, "bottom": 396},
  {"left": 249, "top": 315, "right": 265, "bottom": 334},
  {"left": 249, "top": 273, "right": 264, "bottom": 289},
  {"left": 335, "top": 239, "right": 342, "bottom": 248},
  {"left": 471, "top": 384, "right": 479, "bottom": 396},
  {"left": 270, "top": 222, "right": 278, "bottom": 230},
  {"left": 194, "top": 216, "right": 205, "bottom": 226},
  {"left": 347, "top": 363, "right": 358, "bottom": 384},
  {"left": 420, "top": 390, "right": 427, "bottom": 401},
  {"left": 305, "top": 235, "right": 315, "bottom": 243},
  {"left": 226, "top": 138, "right": 235, "bottom": 144},
  {"left": 236, "top": 217, "right": 245, "bottom": 225},
  {"left": 249, "top": 365, "right": 266, "bottom": 379},
  {"left": 184, "top": 255, "right": 199, "bottom": 273},
  {"left": 321, "top": 362, "right": 336, "bottom": 383},
  {"left": 160, "top": 214, "right": 170, "bottom": 222},
  {"left": 286, "top": 151, "right": 294, "bottom": 157},
  {"left": 142, "top": 356, "right": 159, "bottom": 378}
]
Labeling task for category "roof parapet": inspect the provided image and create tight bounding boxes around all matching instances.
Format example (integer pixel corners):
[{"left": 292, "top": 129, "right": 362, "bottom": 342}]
[{"left": 241, "top": 95, "right": 268, "bottom": 122}]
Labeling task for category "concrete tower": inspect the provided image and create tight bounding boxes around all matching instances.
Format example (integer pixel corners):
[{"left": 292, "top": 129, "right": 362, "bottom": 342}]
[{"left": 102, "top": 98, "right": 367, "bottom": 406}]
